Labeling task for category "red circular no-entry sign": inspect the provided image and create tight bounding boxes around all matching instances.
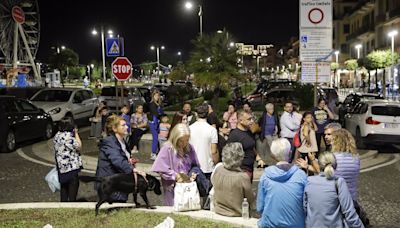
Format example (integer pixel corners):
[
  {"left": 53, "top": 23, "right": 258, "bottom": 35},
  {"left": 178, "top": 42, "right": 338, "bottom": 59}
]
[
  {"left": 112, "top": 57, "right": 133, "bottom": 81},
  {"left": 308, "top": 8, "right": 324, "bottom": 24},
  {"left": 12, "top": 6, "right": 25, "bottom": 24}
]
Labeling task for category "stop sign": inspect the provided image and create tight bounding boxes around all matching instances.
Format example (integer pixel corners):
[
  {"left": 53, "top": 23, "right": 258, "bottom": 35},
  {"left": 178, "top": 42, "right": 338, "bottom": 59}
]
[{"left": 112, "top": 57, "right": 133, "bottom": 81}]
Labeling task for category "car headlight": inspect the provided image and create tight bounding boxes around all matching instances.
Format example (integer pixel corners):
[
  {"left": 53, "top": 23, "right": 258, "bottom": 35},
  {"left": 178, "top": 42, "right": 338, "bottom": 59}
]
[{"left": 48, "top": 107, "right": 61, "bottom": 115}]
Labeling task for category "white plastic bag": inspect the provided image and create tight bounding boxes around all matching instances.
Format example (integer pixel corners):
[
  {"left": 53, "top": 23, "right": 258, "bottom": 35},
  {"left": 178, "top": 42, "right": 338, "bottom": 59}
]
[
  {"left": 45, "top": 167, "right": 60, "bottom": 193},
  {"left": 173, "top": 182, "right": 201, "bottom": 212},
  {"left": 154, "top": 216, "right": 175, "bottom": 228}
]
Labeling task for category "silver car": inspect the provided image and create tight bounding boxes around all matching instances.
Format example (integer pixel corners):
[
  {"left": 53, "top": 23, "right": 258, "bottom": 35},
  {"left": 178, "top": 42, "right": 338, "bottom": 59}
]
[{"left": 30, "top": 88, "right": 98, "bottom": 122}]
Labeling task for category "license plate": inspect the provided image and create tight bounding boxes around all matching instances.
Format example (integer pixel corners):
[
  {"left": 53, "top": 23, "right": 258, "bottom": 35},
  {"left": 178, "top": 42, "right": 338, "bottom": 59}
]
[{"left": 384, "top": 123, "right": 399, "bottom": 128}]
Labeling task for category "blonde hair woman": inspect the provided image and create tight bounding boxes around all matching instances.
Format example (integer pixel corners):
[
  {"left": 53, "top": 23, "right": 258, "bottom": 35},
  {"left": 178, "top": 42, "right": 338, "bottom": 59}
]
[
  {"left": 151, "top": 123, "right": 200, "bottom": 206},
  {"left": 330, "top": 129, "right": 359, "bottom": 201},
  {"left": 148, "top": 90, "right": 164, "bottom": 160},
  {"left": 304, "top": 152, "right": 363, "bottom": 227}
]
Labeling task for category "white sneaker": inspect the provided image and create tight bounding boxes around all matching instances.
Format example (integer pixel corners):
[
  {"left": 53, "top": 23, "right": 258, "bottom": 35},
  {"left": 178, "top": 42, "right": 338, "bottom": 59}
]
[{"left": 150, "top": 154, "right": 157, "bottom": 161}]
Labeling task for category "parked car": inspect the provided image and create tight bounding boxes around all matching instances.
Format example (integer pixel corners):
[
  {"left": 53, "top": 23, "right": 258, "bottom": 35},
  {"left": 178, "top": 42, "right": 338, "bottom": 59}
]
[
  {"left": 98, "top": 86, "right": 145, "bottom": 113},
  {"left": 344, "top": 100, "right": 400, "bottom": 149},
  {"left": 0, "top": 87, "right": 43, "bottom": 99},
  {"left": 247, "top": 87, "right": 298, "bottom": 107},
  {"left": 30, "top": 88, "right": 98, "bottom": 122},
  {"left": 338, "top": 92, "right": 384, "bottom": 127},
  {"left": 0, "top": 96, "right": 54, "bottom": 152}
]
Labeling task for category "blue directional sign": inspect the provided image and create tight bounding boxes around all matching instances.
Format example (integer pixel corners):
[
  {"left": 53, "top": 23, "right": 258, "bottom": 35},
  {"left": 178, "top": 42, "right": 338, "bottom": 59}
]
[{"left": 106, "top": 38, "right": 121, "bottom": 57}]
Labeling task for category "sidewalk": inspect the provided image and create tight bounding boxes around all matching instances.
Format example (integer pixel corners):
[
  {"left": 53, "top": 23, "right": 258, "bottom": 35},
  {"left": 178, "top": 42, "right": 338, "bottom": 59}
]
[{"left": 0, "top": 203, "right": 258, "bottom": 228}]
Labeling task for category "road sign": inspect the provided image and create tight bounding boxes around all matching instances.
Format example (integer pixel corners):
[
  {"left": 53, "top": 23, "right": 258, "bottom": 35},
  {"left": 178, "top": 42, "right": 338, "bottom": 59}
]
[
  {"left": 299, "top": 0, "right": 332, "bottom": 62},
  {"left": 301, "top": 62, "right": 331, "bottom": 83},
  {"left": 106, "top": 38, "right": 121, "bottom": 57},
  {"left": 112, "top": 57, "right": 132, "bottom": 81},
  {"left": 300, "top": 0, "right": 332, "bottom": 28},
  {"left": 299, "top": 28, "right": 332, "bottom": 61},
  {"left": 12, "top": 6, "right": 25, "bottom": 24}
]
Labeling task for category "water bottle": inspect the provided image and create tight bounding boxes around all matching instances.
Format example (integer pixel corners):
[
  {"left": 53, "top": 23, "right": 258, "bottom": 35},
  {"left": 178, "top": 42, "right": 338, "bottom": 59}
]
[{"left": 242, "top": 198, "right": 249, "bottom": 219}]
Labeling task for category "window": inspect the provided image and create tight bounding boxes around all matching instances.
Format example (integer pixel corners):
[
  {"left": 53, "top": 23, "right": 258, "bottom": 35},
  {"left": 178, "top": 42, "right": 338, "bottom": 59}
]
[
  {"left": 0, "top": 100, "right": 18, "bottom": 113},
  {"left": 372, "top": 106, "right": 400, "bottom": 116},
  {"left": 81, "top": 90, "right": 93, "bottom": 100},
  {"left": 31, "top": 90, "right": 72, "bottom": 102},
  {"left": 16, "top": 100, "right": 37, "bottom": 112},
  {"left": 343, "top": 24, "right": 350, "bottom": 34},
  {"left": 73, "top": 91, "right": 85, "bottom": 103}
]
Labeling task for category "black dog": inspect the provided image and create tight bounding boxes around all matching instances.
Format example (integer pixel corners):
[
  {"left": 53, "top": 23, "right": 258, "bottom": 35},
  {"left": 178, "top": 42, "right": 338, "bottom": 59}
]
[{"left": 79, "top": 173, "right": 162, "bottom": 215}]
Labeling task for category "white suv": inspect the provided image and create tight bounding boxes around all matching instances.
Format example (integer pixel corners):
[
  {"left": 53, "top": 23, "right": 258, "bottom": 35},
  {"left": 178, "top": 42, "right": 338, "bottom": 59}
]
[
  {"left": 344, "top": 99, "right": 400, "bottom": 148},
  {"left": 30, "top": 88, "right": 98, "bottom": 122}
]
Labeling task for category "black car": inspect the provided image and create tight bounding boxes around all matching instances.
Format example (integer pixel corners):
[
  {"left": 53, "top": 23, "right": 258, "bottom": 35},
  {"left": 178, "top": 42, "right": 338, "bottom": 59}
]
[
  {"left": 338, "top": 92, "right": 384, "bottom": 127},
  {"left": 0, "top": 96, "right": 54, "bottom": 152}
]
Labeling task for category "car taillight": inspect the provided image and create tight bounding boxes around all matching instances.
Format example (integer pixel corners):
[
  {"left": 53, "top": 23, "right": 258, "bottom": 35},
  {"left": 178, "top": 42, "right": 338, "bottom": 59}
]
[{"left": 366, "top": 117, "right": 381, "bottom": 125}]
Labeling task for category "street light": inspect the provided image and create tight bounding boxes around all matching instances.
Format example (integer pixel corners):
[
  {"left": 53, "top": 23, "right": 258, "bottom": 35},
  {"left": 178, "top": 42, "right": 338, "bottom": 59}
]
[
  {"left": 334, "top": 50, "right": 340, "bottom": 64},
  {"left": 177, "top": 51, "right": 182, "bottom": 56},
  {"left": 355, "top": 44, "right": 362, "bottom": 59},
  {"left": 91, "top": 26, "right": 113, "bottom": 82},
  {"left": 185, "top": 1, "right": 203, "bottom": 37},
  {"left": 388, "top": 30, "right": 398, "bottom": 99},
  {"left": 150, "top": 45, "right": 165, "bottom": 79}
]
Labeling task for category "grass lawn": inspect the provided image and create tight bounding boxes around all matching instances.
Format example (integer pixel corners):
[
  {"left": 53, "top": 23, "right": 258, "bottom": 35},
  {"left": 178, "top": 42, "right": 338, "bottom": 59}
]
[{"left": 0, "top": 208, "right": 236, "bottom": 228}]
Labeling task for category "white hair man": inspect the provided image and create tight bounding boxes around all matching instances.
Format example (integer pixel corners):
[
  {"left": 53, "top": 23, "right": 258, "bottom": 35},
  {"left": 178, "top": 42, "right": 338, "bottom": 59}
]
[{"left": 257, "top": 138, "right": 307, "bottom": 227}]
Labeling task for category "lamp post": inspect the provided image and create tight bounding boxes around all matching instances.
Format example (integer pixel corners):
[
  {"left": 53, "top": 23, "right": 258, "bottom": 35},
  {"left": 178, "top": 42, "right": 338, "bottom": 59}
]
[
  {"left": 388, "top": 30, "right": 398, "bottom": 99},
  {"left": 185, "top": 1, "right": 203, "bottom": 37},
  {"left": 334, "top": 50, "right": 340, "bottom": 88},
  {"left": 92, "top": 26, "right": 113, "bottom": 82},
  {"left": 151, "top": 45, "right": 165, "bottom": 79},
  {"left": 355, "top": 44, "right": 362, "bottom": 90}
]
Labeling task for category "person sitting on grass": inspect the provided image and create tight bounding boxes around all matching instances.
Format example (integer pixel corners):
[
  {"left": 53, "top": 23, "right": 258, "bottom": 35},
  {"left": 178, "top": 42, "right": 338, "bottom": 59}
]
[{"left": 211, "top": 142, "right": 255, "bottom": 217}]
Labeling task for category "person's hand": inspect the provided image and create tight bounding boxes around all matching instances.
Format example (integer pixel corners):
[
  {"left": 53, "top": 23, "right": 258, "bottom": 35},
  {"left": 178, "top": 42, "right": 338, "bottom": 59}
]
[
  {"left": 296, "top": 158, "right": 308, "bottom": 169},
  {"left": 257, "top": 159, "right": 266, "bottom": 168},
  {"left": 190, "top": 173, "right": 197, "bottom": 182},
  {"left": 324, "top": 104, "right": 329, "bottom": 111},
  {"left": 308, "top": 152, "right": 316, "bottom": 161},
  {"left": 129, "top": 157, "right": 139, "bottom": 165}
]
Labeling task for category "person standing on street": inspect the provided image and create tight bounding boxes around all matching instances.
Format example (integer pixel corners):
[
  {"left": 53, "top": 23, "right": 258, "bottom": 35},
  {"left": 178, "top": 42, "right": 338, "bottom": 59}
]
[
  {"left": 148, "top": 90, "right": 164, "bottom": 160},
  {"left": 189, "top": 104, "right": 219, "bottom": 179},
  {"left": 227, "top": 111, "right": 265, "bottom": 182},
  {"left": 54, "top": 117, "right": 82, "bottom": 202},
  {"left": 323, "top": 122, "right": 342, "bottom": 151},
  {"left": 83, "top": 76, "right": 89, "bottom": 88},
  {"left": 182, "top": 102, "right": 197, "bottom": 126},
  {"left": 257, "top": 103, "right": 279, "bottom": 163},
  {"left": 280, "top": 101, "right": 301, "bottom": 163},
  {"left": 311, "top": 98, "right": 334, "bottom": 152}
]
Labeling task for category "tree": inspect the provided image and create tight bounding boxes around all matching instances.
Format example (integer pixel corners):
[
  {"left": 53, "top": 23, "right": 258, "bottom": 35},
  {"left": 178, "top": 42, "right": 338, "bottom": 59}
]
[
  {"left": 140, "top": 62, "right": 155, "bottom": 76},
  {"left": 48, "top": 48, "right": 79, "bottom": 85},
  {"left": 68, "top": 66, "right": 86, "bottom": 79},
  {"left": 344, "top": 59, "right": 358, "bottom": 88},
  {"left": 365, "top": 49, "right": 399, "bottom": 95},
  {"left": 168, "top": 62, "right": 187, "bottom": 82},
  {"left": 187, "top": 30, "right": 240, "bottom": 104}
]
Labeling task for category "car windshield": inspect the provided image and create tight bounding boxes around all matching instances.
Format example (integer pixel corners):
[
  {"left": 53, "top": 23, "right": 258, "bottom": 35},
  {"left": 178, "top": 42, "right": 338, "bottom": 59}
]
[
  {"left": 371, "top": 106, "right": 400, "bottom": 116},
  {"left": 101, "top": 87, "right": 128, "bottom": 96},
  {"left": 31, "top": 90, "right": 72, "bottom": 102}
]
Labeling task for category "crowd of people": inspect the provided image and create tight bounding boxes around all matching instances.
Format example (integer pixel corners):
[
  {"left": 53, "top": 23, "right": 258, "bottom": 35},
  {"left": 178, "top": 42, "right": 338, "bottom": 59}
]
[{"left": 52, "top": 86, "right": 368, "bottom": 227}]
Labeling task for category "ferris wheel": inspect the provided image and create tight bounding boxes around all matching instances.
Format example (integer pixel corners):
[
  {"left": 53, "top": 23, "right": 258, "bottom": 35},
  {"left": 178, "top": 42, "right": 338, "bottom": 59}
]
[{"left": 0, "top": 0, "right": 40, "bottom": 79}]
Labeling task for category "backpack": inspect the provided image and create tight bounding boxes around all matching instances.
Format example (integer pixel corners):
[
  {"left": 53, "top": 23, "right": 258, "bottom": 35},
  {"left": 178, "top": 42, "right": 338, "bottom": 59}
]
[{"left": 292, "top": 129, "right": 302, "bottom": 148}]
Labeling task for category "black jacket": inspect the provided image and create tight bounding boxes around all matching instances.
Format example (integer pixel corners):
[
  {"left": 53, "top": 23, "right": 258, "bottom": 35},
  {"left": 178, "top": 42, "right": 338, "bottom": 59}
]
[{"left": 148, "top": 102, "right": 163, "bottom": 122}]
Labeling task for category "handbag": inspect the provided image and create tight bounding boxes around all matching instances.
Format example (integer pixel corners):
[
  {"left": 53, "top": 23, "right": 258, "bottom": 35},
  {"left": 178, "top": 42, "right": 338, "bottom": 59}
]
[
  {"left": 173, "top": 181, "right": 201, "bottom": 212},
  {"left": 45, "top": 167, "right": 60, "bottom": 193},
  {"left": 292, "top": 129, "right": 303, "bottom": 148}
]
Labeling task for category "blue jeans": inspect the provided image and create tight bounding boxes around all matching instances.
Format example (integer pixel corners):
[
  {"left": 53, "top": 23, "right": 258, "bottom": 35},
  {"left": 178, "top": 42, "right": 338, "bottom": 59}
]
[{"left": 149, "top": 121, "right": 159, "bottom": 155}]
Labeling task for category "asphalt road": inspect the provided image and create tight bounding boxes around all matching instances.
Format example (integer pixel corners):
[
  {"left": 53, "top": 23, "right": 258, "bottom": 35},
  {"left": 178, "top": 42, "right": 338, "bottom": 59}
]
[{"left": 0, "top": 142, "right": 399, "bottom": 227}]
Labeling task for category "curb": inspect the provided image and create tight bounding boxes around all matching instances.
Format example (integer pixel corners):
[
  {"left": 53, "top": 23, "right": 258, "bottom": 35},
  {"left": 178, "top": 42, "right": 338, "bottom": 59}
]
[{"left": 0, "top": 203, "right": 258, "bottom": 228}]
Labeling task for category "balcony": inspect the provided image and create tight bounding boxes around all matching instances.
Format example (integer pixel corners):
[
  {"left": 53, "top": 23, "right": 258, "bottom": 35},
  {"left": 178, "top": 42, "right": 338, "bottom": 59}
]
[
  {"left": 350, "top": 0, "right": 375, "bottom": 17},
  {"left": 346, "top": 25, "right": 375, "bottom": 41}
]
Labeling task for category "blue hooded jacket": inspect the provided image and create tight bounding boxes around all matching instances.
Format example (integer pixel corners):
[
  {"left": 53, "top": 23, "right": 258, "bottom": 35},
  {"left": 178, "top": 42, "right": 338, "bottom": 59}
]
[{"left": 257, "top": 164, "right": 307, "bottom": 228}]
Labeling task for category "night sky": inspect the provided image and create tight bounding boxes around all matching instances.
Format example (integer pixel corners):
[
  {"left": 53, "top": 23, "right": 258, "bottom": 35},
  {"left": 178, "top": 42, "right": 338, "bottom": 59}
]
[{"left": 37, "top": 0, "right": 299, "bottom": 65}]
